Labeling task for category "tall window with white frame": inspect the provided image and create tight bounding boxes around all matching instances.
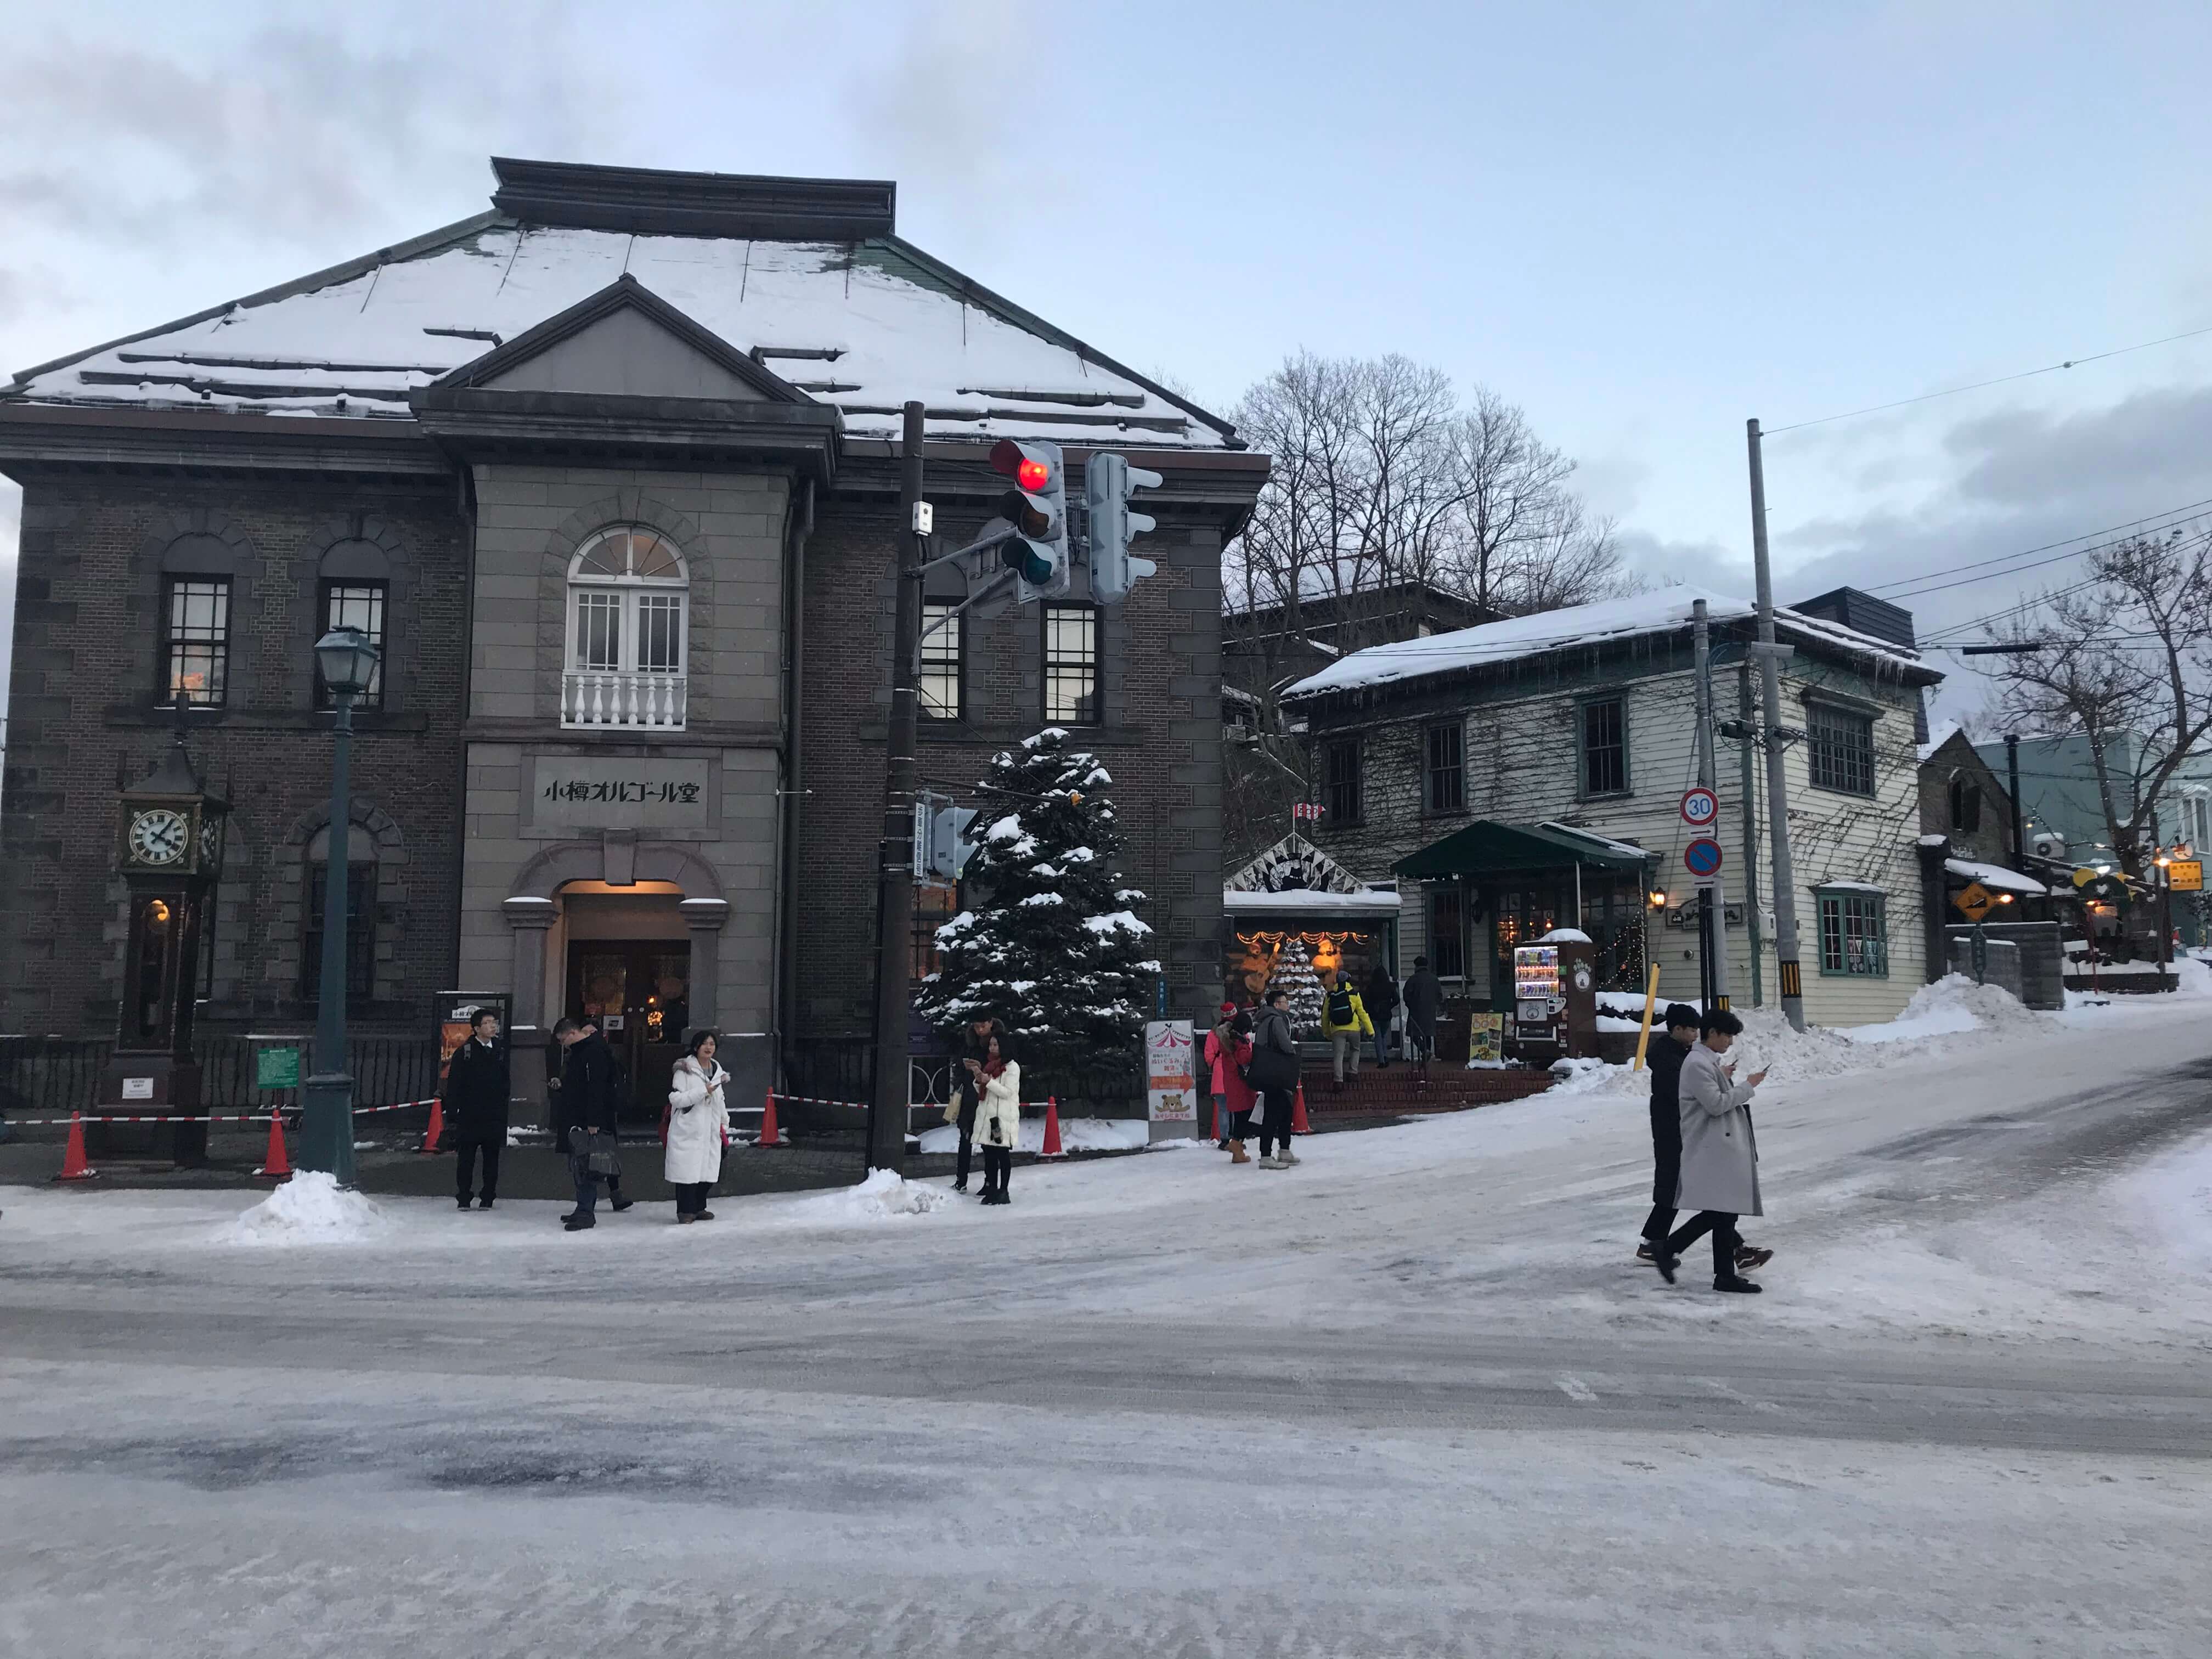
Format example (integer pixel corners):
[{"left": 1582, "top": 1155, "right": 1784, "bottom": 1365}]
[
  {"left": 1043, "top": 605, "right": 1098, "bottom": 724},
  {"left": 921, "top": 600, "right": 963, "bottom": 720},
  {"left": 1425, "top": 721, "right": 1465, "bottom": 814},
  {"left": 163, "top": 578, "right": 231, "bottom": 706},
  {"left": 564, "top": 526, "right": 689, "bottom": 729},
  {"left": 317, "top": 581, "right": 386, "bottom": 708}
]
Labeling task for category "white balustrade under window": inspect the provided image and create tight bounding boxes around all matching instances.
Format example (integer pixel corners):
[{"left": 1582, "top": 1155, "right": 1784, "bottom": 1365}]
[{"left": 562, "top": 669, "right": 688, "bottom": 729}]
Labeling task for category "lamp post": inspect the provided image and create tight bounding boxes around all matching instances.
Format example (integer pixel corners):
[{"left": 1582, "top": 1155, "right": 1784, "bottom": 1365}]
[{"left": 298, "top": 625, "right": 382, "bottom": 1183}]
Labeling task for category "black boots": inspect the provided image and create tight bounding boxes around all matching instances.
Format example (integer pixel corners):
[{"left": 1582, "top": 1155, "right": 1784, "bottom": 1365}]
[{"left": 1713, "top": 1274, "right": 1763, "bottom": 1294}]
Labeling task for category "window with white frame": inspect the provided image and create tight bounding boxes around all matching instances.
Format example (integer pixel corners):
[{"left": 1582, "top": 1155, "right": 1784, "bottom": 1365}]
[{"left": 564, "top": 526, "right": 689, "bottom": 727}]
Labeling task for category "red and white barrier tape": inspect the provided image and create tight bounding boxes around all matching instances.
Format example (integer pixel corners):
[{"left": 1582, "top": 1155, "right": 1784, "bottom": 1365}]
[{"left": 2, "top": 1097, "right": 440, "bottom": 1128}]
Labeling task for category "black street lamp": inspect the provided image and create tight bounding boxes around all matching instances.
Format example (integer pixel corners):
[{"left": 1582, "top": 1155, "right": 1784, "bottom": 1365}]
[{"left": 298, "top": 625, "right": 381, "bottom": 1182}]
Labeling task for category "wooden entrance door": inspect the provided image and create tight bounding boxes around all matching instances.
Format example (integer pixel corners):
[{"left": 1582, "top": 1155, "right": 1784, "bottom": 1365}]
[{"left": 566, "top": 941, "right": 691, "bottom": 1124}]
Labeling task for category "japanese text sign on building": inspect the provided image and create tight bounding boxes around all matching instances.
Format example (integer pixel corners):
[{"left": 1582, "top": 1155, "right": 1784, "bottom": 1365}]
[
  {"left": 2170, "top": 859, "right": 2203, "bottom": 893},
  {"left": 1145, "top": 1020, "right": 1197, "bottom": 1122},
  {"left": 525, "top": 756, "right": 714, "bottom": 833}
]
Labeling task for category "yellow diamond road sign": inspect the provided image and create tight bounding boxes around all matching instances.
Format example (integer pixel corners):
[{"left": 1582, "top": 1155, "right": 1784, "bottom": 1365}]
[{"left": 1954, "top": 880, "right": 1998, "bottom": 922}]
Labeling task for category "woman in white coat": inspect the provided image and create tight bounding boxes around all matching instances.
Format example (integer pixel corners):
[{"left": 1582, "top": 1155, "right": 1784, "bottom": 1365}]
[
  {"left": 665, "top": 1030, "right": 729, "bottom": 1223},
  {"left": 966, "top": 1030, "right": 1022, "bottom": 1206}
]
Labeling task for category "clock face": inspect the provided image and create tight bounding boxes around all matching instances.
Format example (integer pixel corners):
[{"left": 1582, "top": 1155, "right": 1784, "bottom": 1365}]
[
  {"left": 200, "top": 817, "right": 224, "bottom": 870},
  {"left": 128, "top": 808, "right": 190, "bottom": 866}
]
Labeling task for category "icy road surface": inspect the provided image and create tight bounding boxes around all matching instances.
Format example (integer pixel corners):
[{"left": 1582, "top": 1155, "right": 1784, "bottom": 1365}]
[{"left": 4, "top": 982, "right": 2210, "bottom": 1656}]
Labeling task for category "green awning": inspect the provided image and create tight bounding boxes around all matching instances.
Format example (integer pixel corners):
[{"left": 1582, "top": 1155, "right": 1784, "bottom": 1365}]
[{"left": 1394, "top": 819, "right": 1650, "bottom": 879}]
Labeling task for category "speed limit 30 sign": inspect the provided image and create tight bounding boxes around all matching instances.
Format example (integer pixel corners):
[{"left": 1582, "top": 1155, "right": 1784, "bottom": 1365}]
[{"left": 1680, "top": 787, "right": 1719, "bottom": 827}]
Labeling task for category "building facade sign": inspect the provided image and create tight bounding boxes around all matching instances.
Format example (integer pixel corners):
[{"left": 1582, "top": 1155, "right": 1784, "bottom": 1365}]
[{"left": 522, "top": 755, "right": 717, "bottom": 837}]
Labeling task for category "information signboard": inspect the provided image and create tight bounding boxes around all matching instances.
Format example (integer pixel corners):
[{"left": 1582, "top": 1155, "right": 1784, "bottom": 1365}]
[{"left": 1144, "top": 1020, "right": 1197, "bottom": 1122}]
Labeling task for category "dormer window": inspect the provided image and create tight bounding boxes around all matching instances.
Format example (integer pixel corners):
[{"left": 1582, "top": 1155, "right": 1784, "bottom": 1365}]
[{"left": 563, "top": 526, "right": 688, "bottom": 729}]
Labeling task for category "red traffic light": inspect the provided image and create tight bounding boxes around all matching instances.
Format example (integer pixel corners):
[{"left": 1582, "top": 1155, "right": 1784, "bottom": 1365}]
[{"left": 990, "top": 438, "right": 1056, "bottom": 493}]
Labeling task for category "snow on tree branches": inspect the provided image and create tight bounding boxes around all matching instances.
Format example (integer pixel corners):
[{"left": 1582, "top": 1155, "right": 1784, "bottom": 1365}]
[{"left": 916, "top": 727, "right": 1157, "bottom": 1074}]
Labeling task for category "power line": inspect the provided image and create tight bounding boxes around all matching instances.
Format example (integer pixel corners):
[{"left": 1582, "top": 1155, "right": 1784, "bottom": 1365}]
[
  {"left": 1764, "top": 322, "right": 2212, "bottom": 437},
  {"left": 1860, "top": 498, "right": 2212, "bottom": 600}
]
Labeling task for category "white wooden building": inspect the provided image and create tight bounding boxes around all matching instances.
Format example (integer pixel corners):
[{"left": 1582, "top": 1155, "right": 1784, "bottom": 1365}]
[{"left": 1278, "top": 587, "right": 1943, "bottom": 1028}]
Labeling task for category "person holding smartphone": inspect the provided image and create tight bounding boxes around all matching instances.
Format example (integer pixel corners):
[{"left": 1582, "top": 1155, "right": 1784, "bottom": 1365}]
[{"left": 1650, "top": 1009, "right": 1770, "bottom": 1293}]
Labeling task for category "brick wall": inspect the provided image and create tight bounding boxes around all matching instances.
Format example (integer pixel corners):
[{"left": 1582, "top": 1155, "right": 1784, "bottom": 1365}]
[
  {"left": 0, "top": 475, "right": 468, "bottom": 1034},
  {"left": 793, "top": 493, "right": 1224, "bottom": 1036}
]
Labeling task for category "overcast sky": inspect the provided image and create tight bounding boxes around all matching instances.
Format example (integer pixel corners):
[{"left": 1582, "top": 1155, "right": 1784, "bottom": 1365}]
[{"left": 4, "top": 1, "right": 2210, "bottom": 730}]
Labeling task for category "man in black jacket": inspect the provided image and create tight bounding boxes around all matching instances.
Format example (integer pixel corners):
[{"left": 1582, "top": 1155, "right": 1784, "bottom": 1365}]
[
  {"left": 551, "top": 1017, "right": 630, "bottom": 1230},
  {"left": 1402, "top": 956, "right": 1443, "bottom": 1067},
  {"left": 1637, "top": 1005, "right": 1701, "bottom": 1258},
  {"left": 443, "top": 1008, "right": 511, "bottom": 1210}
]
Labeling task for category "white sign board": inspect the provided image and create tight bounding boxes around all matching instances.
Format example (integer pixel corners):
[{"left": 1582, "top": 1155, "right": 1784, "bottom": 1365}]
[
  {"left": 1145, "top": 1020, "right": 1197, "bottom": 1122},
  {"left": 121, "top": 1076, "right": 155, "bottom": 1101}
]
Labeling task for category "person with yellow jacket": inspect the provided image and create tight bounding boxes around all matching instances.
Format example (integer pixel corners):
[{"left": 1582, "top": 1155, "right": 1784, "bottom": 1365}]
[{"left": 1319, "top": 972, "right": 1375, "bottom": 1086}]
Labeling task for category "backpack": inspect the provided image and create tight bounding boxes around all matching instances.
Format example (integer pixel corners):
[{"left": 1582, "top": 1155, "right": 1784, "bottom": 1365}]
[{"left": 1327, "top": 983, "right": 1355, "bottom": 1025}]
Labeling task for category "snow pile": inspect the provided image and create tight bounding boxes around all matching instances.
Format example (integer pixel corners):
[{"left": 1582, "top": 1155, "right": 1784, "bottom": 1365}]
[
  {"left": 225, "top": 1171, "right": 394, "bottom": 1246},
  {"left": 1842, "top": 974, "right": 2039, "bottom": 1046},
  {"left": 782, "top": 1169, "right": 954, "bottom": 1224},
  {"left": 915, "top": 1116, "right": 1153, "bottom": 1156}
]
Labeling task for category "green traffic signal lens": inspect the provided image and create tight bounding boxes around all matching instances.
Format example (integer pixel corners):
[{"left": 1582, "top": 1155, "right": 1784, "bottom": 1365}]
[{"left": 1000, "top": 540, "right": 1052, "bottom": 585}]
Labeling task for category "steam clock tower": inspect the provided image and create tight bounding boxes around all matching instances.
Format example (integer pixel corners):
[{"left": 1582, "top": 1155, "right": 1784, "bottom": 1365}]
[{"left": 100, "top": 709, "right": 229, "bottom": 1164}]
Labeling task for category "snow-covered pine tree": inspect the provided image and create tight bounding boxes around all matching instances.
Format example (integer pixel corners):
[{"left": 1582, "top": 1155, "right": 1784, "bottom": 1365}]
[
  {"left": 1266, "top": 938, "right": 1326, "bottom": 1035},
  {"left": 916, "top": 727, "right": 1159, "bottom": 1077}
]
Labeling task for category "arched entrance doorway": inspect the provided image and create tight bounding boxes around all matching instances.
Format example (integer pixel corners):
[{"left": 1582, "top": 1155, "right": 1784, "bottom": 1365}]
[
  {"left": 503, "top": 839, "right": 731, "bottom": 1122},
  {"left": 561, "top": 880, "right": 689, "bottom": 1124}
]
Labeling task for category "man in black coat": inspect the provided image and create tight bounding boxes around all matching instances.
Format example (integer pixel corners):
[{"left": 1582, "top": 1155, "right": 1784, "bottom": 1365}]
[
  {"left": 1636, "top": 1005, "right": 1700, "bottom": 1257},
  {"left": 443, "top": 1008, "right": 511, "bottom": 1210},
  {"left": 1402, "top": 956, "right": 1443, "bottom": 1066},
  {"left": 1363, "top": 961, "right": 1398, "bottom": 1069},
  {"left": 551, "top": 1016, "right": 629, "bottom": 1230}
]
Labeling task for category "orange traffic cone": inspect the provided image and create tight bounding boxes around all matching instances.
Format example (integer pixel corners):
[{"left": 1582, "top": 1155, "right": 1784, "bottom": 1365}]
[
  {"left": 757, "top": 1088, "right": 782, "bottom": 1148},
  {"left": 420, "top": 1097, "right": 445, "bottom": 1153},
  {"left": 52, "top": 1110, "right": 99, "bottom": 1182},
  {"left": 1291, "top": 1080, "right": 1312, "bottom": 1135},
  {"left": 1040, "top": 1095, "right": 1064, "bottom": 1157},
  {"left": 253, "top": 1113, "right": 293, "bottom": 1180}
]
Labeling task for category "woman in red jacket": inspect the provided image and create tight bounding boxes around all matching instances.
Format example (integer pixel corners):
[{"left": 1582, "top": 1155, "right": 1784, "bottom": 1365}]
[{"left": 1204, "top": 1002, "right": 1257, "bottom": 1164}]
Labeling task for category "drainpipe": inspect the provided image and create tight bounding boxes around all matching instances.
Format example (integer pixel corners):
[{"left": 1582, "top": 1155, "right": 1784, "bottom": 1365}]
[{"left": 776, "top": 477, "right": 816, "bottom": 1081}]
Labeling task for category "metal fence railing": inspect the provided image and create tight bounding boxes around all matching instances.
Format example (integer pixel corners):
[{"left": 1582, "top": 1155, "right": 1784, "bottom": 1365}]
[{"left": 0, "top": 1032, "right": 441, "bottom": 1121}]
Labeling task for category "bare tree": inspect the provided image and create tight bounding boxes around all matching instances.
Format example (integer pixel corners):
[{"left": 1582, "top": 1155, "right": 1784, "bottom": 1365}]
[{"left": 1983, "top": 525, "right": 2212, "bottom": 873}]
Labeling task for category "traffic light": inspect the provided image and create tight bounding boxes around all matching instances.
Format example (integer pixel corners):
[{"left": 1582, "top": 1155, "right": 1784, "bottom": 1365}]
[
  {"left": 988, "top": 438, "right": 1068, "bottom": 599},
  {"left": 1085, "top": 451, "right": 1161, "bottom": 603}
]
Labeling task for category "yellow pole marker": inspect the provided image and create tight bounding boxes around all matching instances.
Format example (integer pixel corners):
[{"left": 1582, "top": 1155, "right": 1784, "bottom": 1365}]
[{"left": 1632, "top": 960, "right": 1662, "bottom": 1071}]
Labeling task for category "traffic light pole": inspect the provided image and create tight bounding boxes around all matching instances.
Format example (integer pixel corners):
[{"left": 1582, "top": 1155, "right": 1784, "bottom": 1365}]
[
  {"left": 867, "top": 400, "right": 926, "bottom": 1174},
  {"left": 1747, "top": 418, "right": 1807, "bottom": 1032}
]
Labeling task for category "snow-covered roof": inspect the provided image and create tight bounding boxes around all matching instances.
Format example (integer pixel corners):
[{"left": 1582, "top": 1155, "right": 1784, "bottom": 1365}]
[
  {"left": 1223, "top": 889, "right": 1402, "bottom": 915},
  {"left": 1814, "top": 879, "right": 1890, "bottom": 894},
  {"left": 3, "top": 178, "right": 1233, "bottom": 449},
  {"left": 1917, "top": 720, "right": 1963, "bottom": 764},
  {"left": 1279, "top": 585, "right": 1934, "bottom": 701},
  {"left": 1945, "top": 857, "right": 2047, "bottom": 896}
]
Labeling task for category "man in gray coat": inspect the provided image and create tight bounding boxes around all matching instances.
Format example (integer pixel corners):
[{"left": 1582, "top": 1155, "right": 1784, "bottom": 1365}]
[{"left": 1650, "top": 1009, "right": 1769, "bottom": 1293}]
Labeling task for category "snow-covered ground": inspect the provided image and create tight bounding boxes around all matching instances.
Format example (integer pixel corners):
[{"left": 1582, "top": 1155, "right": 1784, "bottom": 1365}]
[{"left": 5, "top": 977, "right": 2210, "bottom": 1655}]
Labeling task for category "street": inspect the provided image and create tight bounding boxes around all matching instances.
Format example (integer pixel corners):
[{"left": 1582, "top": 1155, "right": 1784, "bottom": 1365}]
[{"left": 5, "top": 989, "right": 2211, "bottom": 1657}]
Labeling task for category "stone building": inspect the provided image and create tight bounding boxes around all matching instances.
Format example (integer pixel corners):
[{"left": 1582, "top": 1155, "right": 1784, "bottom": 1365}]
[
  {"left": 0, "top": 158, "right": 1266, "bottom": 1105},
  {"left": 1277, "top": 585, "right": 1945, "bottom": 1028}
]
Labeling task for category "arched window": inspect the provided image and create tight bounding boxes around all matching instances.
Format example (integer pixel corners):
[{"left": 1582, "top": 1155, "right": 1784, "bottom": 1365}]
[
  {"left": 563, "top": 526, "right": 689, "bottom": 728},
  {"left": 1949, "top": 773, "right": 1982, "bottom": 834},
  {"left": 301, "top": 822, "right": 377, "bottom": 1006}
]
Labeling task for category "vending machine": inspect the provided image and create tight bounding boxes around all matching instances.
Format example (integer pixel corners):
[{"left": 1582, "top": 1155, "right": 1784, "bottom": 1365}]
[{"left": 1510, "top": 930, "right": 1600, "bottom": 1060}]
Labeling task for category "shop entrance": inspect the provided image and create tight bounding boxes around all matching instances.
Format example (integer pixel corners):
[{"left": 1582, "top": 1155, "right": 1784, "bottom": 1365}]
[{"left": 565, "top": 940, "right": 691, "bottom": 1125}]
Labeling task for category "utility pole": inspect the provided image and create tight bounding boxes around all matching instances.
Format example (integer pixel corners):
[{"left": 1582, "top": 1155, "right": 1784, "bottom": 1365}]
[
  {"left": 867, "top": 400, "right": 926, "bottom": 1174},
  {"left": 1691, "top": 599, "right": 1731, "bottom": 1010},
  {"left": 1747, "top": 418, "right": 1807, "bottom": 1031},
  {"left": 1737, "top": 662, "right": 1764, "bottom": 1006},
  {"left": 2005, "top": 733, "right": 2024, "bottom": 866}
]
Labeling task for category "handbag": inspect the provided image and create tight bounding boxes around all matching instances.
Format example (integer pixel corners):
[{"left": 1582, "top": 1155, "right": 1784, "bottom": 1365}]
[{"left": 576, "top": 1129, "right": 621, "bottom": 1176}]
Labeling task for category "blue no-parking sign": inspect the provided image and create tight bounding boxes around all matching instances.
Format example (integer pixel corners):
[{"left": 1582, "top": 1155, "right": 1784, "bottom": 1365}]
[{"left": 1684, "top": 837, "right": 1725, "bottom": 878}]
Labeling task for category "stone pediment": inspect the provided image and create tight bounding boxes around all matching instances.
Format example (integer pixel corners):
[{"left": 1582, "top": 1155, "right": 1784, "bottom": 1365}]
[
  {"left": 425, "top": 273, "right": 813, "bottom": 405},
  {"left": 1226, "top": 833, "right": 1369, "bottom": 895}
]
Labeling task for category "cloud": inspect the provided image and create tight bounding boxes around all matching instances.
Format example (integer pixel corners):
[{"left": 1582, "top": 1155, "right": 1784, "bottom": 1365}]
[
  {"left": 850, "top": 0, "right": 1031, "bottom": 234},
  {"left": 0, "top": 19, "right": 603, "bottom": 250}
]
